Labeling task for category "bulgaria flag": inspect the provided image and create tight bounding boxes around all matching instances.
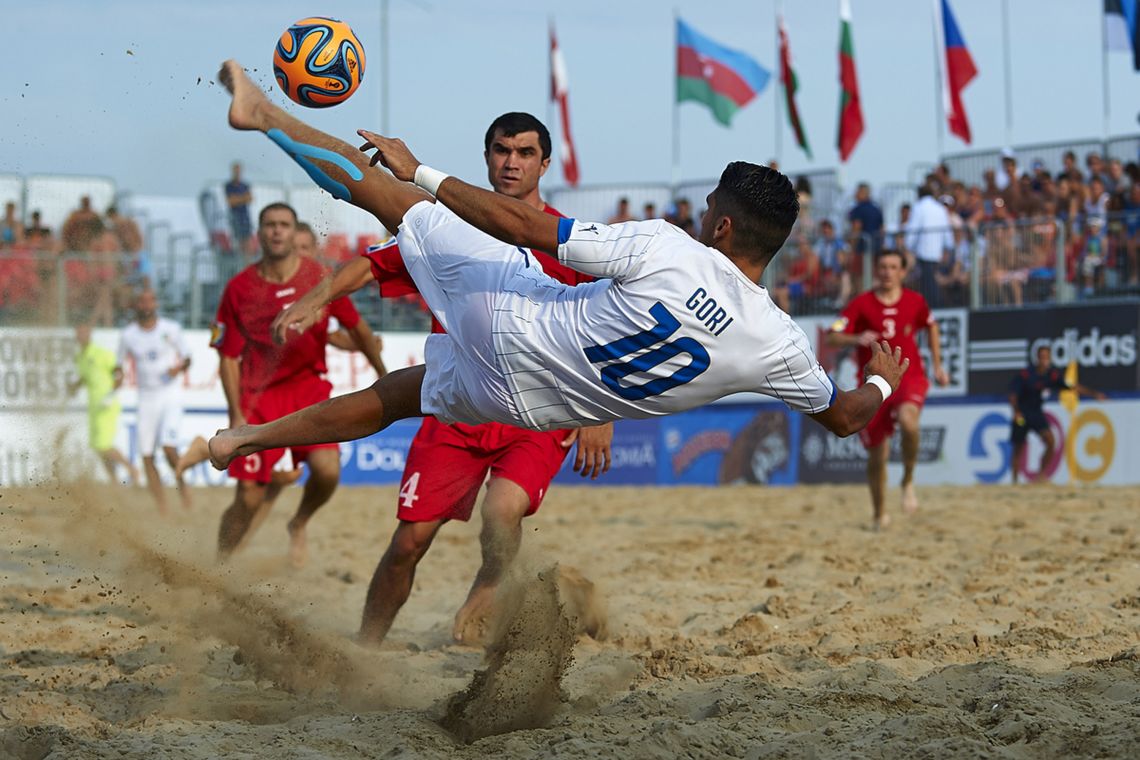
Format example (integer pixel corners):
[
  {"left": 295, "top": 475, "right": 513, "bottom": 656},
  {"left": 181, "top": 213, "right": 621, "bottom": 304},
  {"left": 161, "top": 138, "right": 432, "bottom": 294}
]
[
  {"left": 778, "top": 14, "right": 811, "bottom": 159},
  {"left": 836, "top": 0, "right": 864, "bottom": 162},
  {"left": 676, "top": 18, "right": 770, "bottom": 127},
  {"left": 549, "top": 23, "right": 580, "bottom": 186},
  {"left": 935, "top": 0, "right": 979, "bottom": 144}
]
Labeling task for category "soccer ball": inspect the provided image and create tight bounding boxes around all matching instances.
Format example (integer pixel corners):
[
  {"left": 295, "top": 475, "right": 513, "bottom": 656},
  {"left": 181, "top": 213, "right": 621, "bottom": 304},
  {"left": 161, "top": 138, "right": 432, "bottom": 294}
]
[{"left": 273, "top": 17, "right": 365, "bottom": 108}]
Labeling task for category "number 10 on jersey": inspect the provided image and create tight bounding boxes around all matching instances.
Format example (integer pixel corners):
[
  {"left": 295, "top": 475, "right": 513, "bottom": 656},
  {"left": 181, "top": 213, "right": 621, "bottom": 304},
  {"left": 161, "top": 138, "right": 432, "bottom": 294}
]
[{"left": 583, "top": 302, "right": 710, "bottom": 401}]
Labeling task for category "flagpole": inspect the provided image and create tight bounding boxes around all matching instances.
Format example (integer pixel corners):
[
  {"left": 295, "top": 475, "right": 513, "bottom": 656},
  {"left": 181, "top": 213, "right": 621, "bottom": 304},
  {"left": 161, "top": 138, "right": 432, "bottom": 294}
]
[
  {"left": 672, "top": 9, "right": 681, "bottom": 190},
  {"left": 547, "top": 17, "right": 556, "bottom": 147},
  {"left": 774, "top": 0, "right": 783, "bottom": 166},
  {"left": 931, "top": 0, "right": 945, "bottom": 161},
  {"left": 1000, "top": 0, "right": 1014, "bottom": 146},
  {"left": 1101, "top": 3, "right": 1111, "bottom": 140}
]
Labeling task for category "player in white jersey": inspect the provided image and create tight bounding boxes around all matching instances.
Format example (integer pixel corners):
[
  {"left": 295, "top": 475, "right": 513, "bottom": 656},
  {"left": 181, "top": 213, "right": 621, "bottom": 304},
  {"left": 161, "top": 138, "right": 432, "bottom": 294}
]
[
  {"left": 206, "top": 60, "right": 907, "bottom": 469},
  {"left": 117, "top": 289, "right": 193, "bottom": 513}
]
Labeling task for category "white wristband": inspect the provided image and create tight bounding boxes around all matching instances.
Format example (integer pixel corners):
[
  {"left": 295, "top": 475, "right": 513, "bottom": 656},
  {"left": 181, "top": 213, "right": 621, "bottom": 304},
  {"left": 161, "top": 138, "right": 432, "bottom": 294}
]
[
  {"left": 413, "top": 164, "right": 449, "bottom": 196},
  {"left": 866, "top": 374, "right": 892, "bottom": 401}
]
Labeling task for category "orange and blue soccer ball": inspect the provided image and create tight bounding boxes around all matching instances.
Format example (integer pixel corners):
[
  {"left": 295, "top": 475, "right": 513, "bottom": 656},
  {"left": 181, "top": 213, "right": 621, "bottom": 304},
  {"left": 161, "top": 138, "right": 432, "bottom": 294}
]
[{"left": 273, "top": 17, "right": 365, "bottom": 108}]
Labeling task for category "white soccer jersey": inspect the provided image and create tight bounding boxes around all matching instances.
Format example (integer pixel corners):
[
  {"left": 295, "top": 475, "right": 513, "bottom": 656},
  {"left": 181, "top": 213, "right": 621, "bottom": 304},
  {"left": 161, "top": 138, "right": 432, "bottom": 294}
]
[
  {"left": 117, "top": 318, "right": 189, "bottom": 394},
  {"left": 489, "top": 218, "right": 835, "bottom": 429}
]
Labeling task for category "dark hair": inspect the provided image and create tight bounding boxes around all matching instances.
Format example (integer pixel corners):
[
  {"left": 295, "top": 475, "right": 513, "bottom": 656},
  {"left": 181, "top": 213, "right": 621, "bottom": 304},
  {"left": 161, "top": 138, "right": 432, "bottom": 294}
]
[
  {"left": 711, "top": 161, "right": 798, "bottom": 263},
  {"left": 258, "top": 202, "right": 297, "bottom": 226},
  {"left": 876, "top": 248, "right": 906, "bottom": 268},
  {"left": 917, "top": 184, "right": 933, "bottom": 198},
  {"left": 295, "top": 221, "right": 315, "bottom": 237},
  {"left": 484, "top": 112, "right": 551, "bottom": 161}
]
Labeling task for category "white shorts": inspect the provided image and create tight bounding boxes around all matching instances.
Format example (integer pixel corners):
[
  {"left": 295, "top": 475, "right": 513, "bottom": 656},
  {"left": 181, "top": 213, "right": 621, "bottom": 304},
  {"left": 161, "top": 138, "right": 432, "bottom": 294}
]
[
  {"left": 136, "top": 390, "right": 183, "bottom": 456},
  {"left": 396, "top": 201, "right": 526, "bottom": 426}
]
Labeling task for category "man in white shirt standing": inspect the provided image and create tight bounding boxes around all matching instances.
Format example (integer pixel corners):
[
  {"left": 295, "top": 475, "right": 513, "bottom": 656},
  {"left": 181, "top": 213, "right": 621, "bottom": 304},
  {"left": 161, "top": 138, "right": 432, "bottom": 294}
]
[
  {"left": 904, "top": 184, "right": 952, "bottom": 307},
  {"left": 117, "top": 289, "right": 192, "bottom": 514}
]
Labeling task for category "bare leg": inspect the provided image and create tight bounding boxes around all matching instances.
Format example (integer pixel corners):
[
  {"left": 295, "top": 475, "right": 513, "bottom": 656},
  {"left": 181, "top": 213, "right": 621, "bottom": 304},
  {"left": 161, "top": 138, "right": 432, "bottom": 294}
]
[
  {"left": 209, "top": 365, "right": 425, "bottom": 470},
  {"left": 142, "top": 455, "right": 168, "bottom": 515},
  {"left": 1011, "top": 440, "right": 1025, "bottom": 484},
  {"left": 898, "top": 403, "right": 921, "bottom": 514},
  {"left": 175, "top": 436, "right": 210, "bottom": 479},
  {"left": 1035, "top": 429, "right": 1056, "bottom": 483},
  {"left": 217, "top": 480, "right": 267, "bottom": 559},
  {"left": 359, "top": 519, "right": 444, "bottom": 645},
  {"left": 285, "top": 448, "right": 340, "bottom": 568},
  {"left": 99, "top": 448, "right": 139, "bottom": 486},
  {"left": 219, "top": 60, "right": 430, "bottom": 234},
  {"left": 866, "top": 440, "right": 890, "bottom": 530},
  {"left": 163, "top": 445, "right": 192, "bottom": 510},
  {"left": 453, "top": 478, "right": 529, "bottom": 644}
]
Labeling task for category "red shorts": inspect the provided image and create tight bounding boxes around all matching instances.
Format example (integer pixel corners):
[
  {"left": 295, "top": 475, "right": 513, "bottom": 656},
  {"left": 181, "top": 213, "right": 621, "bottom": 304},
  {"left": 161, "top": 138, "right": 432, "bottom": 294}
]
[
  {"left": 396, "top": 417, "right": 571, "bottom": 523},
  {"left": 858, "top": 371, "right": 930, "bottom": 449},
  {"left": 229, "top": 378, "right": 337, "bottom": 483}
]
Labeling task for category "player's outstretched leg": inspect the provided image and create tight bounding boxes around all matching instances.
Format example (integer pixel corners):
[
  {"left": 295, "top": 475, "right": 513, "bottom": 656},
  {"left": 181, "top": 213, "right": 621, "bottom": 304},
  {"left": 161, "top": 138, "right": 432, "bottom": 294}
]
[
  {"left": 219, "top": 60, "right": 430, "bottom": 235},
  {"left": 209, "top": 365, "right": 426, "bottom": 471},
  {"left": 898, "top": 403, "right": 921, "bottom": 514},
  {"left": 175, "top": 436, "right": 210, "bottom": 480}
]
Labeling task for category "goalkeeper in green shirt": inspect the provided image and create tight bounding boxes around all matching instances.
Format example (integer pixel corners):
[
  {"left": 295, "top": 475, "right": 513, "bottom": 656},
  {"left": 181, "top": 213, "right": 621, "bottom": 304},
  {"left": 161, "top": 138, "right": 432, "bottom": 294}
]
[{"left": 69, "top": 324, "right": 139, "bottom": 485}]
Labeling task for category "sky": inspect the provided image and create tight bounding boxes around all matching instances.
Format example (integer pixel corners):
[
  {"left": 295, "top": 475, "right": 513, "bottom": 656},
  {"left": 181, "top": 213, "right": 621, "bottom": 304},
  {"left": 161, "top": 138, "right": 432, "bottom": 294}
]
[{"left": 2, "top": 0, "right": 1139, "bottom": 201}]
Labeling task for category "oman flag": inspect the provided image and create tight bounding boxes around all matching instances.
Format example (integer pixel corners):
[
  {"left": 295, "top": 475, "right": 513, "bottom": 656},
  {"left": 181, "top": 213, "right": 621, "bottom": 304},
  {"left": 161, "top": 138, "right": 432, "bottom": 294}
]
[
  {"left": 676, "top": 18, "right": 770, "bottom": 127},
  {"left": 836, "top": 0, "right": 864, "bottom": 162},
  {"left": 935, "top": 0, "right": 978, "bottom": 144}
]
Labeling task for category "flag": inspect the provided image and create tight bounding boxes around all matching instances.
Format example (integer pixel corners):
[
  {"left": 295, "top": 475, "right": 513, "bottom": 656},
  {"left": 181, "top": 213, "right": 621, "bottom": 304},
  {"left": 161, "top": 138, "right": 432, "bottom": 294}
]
[
  {"left": 935, "top": 0, "right": 979, "bottom": 144},
  {"left": 549, "top": 23, "right": 580, "bottom": 186},
  {"left": 676, "top": 18, "right": 770, "bottom": 127},
  {"left": 778, "top": 15, "right": 811, "bottom": 159},
  {"left": 836, "top": 0, "right": 864, "bottom": 162},
  {"left": 1105, "top": 0, "right": 1140, "bottom": 70}
]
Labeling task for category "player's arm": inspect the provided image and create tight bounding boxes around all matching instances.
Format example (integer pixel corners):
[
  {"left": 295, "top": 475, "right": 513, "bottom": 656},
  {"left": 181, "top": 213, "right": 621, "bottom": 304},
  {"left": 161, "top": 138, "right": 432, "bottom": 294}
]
[
  {"left": 218, "top": 355, "right": 245, "bottom": 428},
  {"left": 925, "top": 319, "right": 949, "bottom": 386},
  {"left": 826, "top": 313, "right": 876, "bottom": 349},
  {"left": 357, "top": 130, "right": 560, "bottom": 253},
  {"left": 1074, "top": 383, "right": 1107, "bottom": 401},
  {"left": 1008, "top": 374, "right": 1024, "bottom": 423},
  {"left": 341, "top": 319, "right": 388, "bottom": 378},
  {"left": 169, "top": 326, "right": 192, "bottom": 378},
  {"left": 272, "top": 257, "right": 374, "bottom": 344},
  {"left": 809, "top": 341, "right": 909, "bottom": 437}
]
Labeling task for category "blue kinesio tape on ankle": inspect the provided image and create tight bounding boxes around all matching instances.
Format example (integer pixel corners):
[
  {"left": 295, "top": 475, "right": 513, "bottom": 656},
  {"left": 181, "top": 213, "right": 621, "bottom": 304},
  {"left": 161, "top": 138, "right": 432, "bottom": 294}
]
[{"left": 266, "top": 128, "right": 364, "bottom": 202}]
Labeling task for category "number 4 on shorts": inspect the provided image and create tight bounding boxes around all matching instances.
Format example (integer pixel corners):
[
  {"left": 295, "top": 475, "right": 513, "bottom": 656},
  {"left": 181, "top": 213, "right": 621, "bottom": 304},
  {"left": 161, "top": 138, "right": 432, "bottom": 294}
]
[
  {"left": 399, "top": 472, "right": 421, "bottom": 508},
  {"left": 583, "top": 302, "right": 710, "bottom": 401}
]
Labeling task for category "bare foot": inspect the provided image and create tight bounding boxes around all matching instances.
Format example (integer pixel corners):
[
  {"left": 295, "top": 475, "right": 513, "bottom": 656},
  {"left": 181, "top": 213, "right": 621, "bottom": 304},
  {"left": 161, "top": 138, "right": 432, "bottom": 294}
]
[
  {"left": 128, "top": 465, "right": 141, "bottom": 487},
  {"left": 453, "top": 585, "right": 496, "bottom": 645},
  {"left": 218, "top": 59, "right": 269, "bottom": 131},
  {"left": 902, "top": 483, "right": 919, "bottom": 514},
  {"left": 872, "top": 512, "right": 891, "bottom": 532},
  {"left": 286, "top": 519, "right": 308, "bottom": 569},
  {"left": 176, "top": 436, "right": 210, "bottom": 479}
]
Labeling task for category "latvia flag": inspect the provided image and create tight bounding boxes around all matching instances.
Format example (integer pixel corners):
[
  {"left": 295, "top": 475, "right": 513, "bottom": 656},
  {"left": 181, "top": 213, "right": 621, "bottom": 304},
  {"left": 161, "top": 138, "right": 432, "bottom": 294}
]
[{"left": 550, "top": 24, "right": 580, "bottom": 187}]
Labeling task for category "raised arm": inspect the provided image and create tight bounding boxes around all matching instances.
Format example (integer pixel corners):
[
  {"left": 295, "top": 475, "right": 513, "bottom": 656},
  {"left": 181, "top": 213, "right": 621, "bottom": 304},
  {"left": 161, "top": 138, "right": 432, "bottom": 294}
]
[
  {"left": 810, "top": 341, "right": 908, "bottom": 437},
  {"left": 357, "top": 129, "right": 561, "bottom": 254}
]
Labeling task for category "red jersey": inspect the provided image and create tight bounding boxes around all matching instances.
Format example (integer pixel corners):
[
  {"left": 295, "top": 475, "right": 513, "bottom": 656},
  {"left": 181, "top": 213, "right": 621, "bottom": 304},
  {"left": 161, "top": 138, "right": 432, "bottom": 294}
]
[
  {"left": 834, "top": 288, "right": 932, "bottom": 379},
  {"left": 213, "top": 256, "right": 360, "bottom": 398},
  {"left": 362, "top": 203, "right": 591, "bottom": 333}
]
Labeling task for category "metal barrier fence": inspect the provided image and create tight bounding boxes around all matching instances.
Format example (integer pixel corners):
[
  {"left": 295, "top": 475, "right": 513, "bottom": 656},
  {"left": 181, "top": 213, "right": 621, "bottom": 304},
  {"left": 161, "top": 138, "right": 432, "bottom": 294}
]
[{"left": 942, "top": 135, "right": 1139, "bottom": 188}]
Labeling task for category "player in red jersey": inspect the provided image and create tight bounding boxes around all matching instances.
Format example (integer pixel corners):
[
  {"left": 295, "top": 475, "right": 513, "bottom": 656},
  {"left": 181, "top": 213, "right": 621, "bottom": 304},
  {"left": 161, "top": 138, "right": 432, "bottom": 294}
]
[
  {"left": 828, "top": 249, "right": 948, "bottom": 530},
  {"left": 272, "top": 112, "right": 613, "bottom": 644},
  {"left": 211, "top": 202, "right": 386, "bottom": 564}
]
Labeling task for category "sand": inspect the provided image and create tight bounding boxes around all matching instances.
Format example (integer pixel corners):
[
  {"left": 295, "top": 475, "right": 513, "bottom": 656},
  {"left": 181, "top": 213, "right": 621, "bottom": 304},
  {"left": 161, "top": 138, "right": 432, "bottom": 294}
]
[{"left": 1, "top": 480, "right": 1138, "bottom": 758}]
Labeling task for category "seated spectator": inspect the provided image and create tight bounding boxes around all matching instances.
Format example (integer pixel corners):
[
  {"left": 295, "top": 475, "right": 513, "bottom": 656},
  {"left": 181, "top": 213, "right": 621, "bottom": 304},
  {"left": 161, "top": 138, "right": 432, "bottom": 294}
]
[
  {"left": 1117, "top": 183, "right": 1140, "bottom": 286},
  {"left": 2, "top": 201, "right": 23, "bottom": 248},
  {"left": 606, "top": 197, "right": 635, "bottom": 224},
  {"left": 815, "top": 219, "right": 850, "bottom": 305},
  {"left": 1106, "top": 158, "right": 1127, "bottom": 197},
  {"left": 1084, "top": 177, "right": 1110, "bottom": 228},
  {"left": 666, "top": 197, "right": 696, "bottom": 237},
  {"left": 995, "top": 149, "right": 1020, "bottom": 192},
  {"left": 1057, "top": 150, "right": 1083, "bottom": 183},
  {"left": 772, "top": 237, "right": 822, "bottom": 315},
  {"left": 982, "top": 198, "right": 1026, "bottom": 306},
  {"left": 1086, "top": 151, "right": 1109, "bottom": 187},
  {"left": 23, "top": 210, "right": 53, "bottom": 250},
  {"left": 642, "top": 202, "right": 657, "bottom": 220},
  {"left": 936, "top": 226, "right": 971, "bottom": 307}
]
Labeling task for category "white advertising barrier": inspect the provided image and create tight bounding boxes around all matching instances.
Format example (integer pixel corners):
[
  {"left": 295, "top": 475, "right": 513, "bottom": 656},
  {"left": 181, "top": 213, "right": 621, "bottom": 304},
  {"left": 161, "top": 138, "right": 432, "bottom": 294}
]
[
  {"left": 0, "top": 327, "right": 430, "bottom": 486},
  {"left": 901, "top": 398, "right": 1133, "bottom": 486}
]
